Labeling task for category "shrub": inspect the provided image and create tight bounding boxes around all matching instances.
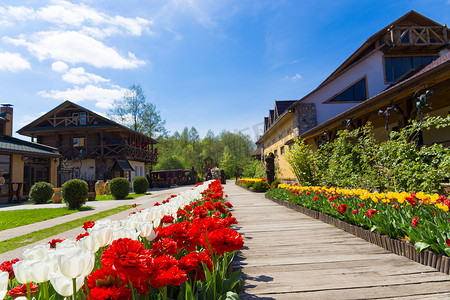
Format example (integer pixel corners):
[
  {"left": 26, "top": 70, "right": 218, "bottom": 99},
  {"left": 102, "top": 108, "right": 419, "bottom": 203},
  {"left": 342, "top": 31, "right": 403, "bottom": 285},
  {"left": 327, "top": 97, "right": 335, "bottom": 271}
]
[
  {"left": 110, "top": 177, "right": 130, "bottom": 199},
  {"left": 252, "top": 181, "right": 269, "bottom": 192},
  {"left": 62, "top": 179, "right": 88, "bottom": 209},
  {"left": 245, "top": 181, "right": 254, "bottom": 189},
  {"left": 270, "top": 180, "right": 281, "bottom": 188},
  {"left": 29, "top": 181, "right": 54, "bottom": 204},
  {"left": 133, "top": 176, "right": 149, "bottom": 194}
]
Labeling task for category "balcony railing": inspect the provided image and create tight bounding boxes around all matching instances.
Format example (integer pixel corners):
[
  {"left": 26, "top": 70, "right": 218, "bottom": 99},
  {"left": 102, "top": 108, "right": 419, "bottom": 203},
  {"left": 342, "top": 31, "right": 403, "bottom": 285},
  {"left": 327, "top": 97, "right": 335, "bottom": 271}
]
[{"left": 59, "top": 142, "right": 157, "bottom": 164}]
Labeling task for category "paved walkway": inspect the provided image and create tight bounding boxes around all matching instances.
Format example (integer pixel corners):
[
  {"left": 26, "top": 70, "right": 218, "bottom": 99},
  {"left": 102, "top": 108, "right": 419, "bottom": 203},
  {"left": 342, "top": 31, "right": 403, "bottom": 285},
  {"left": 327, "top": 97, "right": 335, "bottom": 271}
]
[{"left": 224, "top": 183, "right": 450, "bottom": 299}]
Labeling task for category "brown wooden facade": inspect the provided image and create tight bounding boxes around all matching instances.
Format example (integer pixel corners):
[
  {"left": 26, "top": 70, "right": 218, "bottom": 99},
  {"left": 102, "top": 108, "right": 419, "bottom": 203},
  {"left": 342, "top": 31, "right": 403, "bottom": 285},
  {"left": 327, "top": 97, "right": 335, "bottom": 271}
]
[{"left": 18, "top": 101, "right": 158, "bottom": 184}]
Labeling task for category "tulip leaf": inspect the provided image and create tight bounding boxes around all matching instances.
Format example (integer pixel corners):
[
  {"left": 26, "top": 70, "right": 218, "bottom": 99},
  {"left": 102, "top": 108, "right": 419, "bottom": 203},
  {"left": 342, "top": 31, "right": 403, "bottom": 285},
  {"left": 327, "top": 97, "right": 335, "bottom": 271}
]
[
  {"left": 370, "top": 225, "right": 377, "bottom": 232},
  {"left": 414, "top": 242, "right": 430, "bottom": 252},
  {"left": 444, "top": 248, "right": 450, "bottom": 257},
  {"left": 184, "top": 281, "right": 195, "bottom": 300}
]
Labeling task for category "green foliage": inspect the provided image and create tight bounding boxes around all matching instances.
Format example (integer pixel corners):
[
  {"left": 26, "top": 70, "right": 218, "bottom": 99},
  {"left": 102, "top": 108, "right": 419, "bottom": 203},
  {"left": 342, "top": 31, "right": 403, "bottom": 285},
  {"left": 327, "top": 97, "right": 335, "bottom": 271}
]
[
  {"left": 245, "top": 181, "right": 254, "bottom": 188},
  {"left": 242, "top": 159, "right": 266, "bottom": 179},
  {"left": 110, "top": 177, "right": 130, "bottom": 199},
  {"left": 285, "top": 141, "right": 317, "bottom": 185},
  {"left": 286, "top": 116, "right": 450, "bottom": 193},
  {"left": 154, "top": 127, "right": 255, "bottom": 178},
  {"left": 29, "top": 181, "right": 54, "bottom": 204},
  {"left": 252, "top": 181, "right": 268, "bottom": 192},
  {"left": 132, "top": 176, "right": 149, "bottom": 194},
  {"left": 270, "top": 180, "right": 281, "bottom": 188},
  {"left": 62, "top": 179, "right": 88, "bottom": 209},
  {"left": 108, "top": 83, "right": 167, "bottom": 138},
  {"left": 154, "top": 154, "right": 185, "bottom": 170}
]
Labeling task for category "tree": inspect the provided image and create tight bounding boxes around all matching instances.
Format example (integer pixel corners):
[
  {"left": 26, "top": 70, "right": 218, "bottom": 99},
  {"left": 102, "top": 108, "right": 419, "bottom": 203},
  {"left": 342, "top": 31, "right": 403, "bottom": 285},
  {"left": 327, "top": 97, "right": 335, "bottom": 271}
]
[{"left": 109, "top": 84, "right": 167, "bottom": 138}]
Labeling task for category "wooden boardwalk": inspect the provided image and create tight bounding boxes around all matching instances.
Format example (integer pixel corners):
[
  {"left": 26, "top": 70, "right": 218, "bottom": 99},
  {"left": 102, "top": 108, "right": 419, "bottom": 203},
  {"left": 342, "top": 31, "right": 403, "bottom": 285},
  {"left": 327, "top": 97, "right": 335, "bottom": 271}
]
[{"left": 224, "top": 182, "right": 450, "bottom": 299}]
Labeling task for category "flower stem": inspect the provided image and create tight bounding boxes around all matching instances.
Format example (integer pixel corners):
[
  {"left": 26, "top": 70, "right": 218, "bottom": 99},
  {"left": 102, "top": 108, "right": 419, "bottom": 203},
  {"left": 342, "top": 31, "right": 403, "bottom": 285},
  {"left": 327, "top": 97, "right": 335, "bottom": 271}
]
[
  {"left": 72, "top": 278, "right": 77, "bottom": 300},
  {"left": 84, "top": 278, "right": 91, "bottom": 300},
  {"left": 42, "top": 281, "right": 49, "bottom": 300},
  {"left": 160, "top": 286, "right": 167, "bottom": 300},
  {"left": 128, "top": 279, "right": 136, "bottom": 300},
  {"left": 26, "top": 282, "right": 31, "bottom": 300}
]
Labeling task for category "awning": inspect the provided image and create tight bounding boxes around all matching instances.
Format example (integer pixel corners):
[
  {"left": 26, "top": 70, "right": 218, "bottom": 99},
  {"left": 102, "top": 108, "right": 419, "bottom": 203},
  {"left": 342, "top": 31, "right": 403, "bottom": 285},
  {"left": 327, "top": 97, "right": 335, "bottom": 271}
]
[{"left": 113, "top": 159, "right": 134, "bottom": 172}]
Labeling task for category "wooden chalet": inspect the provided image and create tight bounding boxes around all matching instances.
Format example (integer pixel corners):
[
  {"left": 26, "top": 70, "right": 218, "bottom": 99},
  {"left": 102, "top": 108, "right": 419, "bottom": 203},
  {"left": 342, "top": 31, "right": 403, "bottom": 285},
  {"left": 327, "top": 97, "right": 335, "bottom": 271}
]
[{"left": 17, "top": 101, "right": 158, "bottom": 184}]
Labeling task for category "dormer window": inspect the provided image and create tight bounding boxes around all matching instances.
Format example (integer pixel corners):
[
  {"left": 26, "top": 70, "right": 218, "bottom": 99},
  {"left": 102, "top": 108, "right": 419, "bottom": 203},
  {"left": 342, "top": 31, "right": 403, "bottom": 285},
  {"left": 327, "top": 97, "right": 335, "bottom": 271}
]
[
  {"left": 325, "top": 77, "right": 367, "bottom": 103},
  {"left": 384, "top": 55, "right": 439, "bottom": 83},
  {"left": 72, "top": 112, "right": 87, "bottom": 125}
]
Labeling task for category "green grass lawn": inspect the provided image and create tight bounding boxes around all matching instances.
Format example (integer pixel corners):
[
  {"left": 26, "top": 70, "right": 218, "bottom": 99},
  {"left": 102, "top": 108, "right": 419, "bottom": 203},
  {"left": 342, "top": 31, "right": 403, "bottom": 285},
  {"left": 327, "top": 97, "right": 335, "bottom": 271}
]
[
  {"left": 0, "top": 207, "right": 92, "bottom": 231},
  {"left": 0, "top": 205, "right": 134, "bottom": 253}
]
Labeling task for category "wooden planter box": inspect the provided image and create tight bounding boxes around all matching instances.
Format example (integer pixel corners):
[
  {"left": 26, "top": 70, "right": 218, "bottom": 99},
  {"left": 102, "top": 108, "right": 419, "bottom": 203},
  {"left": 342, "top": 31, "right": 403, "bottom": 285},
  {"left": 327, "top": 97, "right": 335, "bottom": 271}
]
[{"left": 265, "top": 194, "right": 450, "bottom": 275}]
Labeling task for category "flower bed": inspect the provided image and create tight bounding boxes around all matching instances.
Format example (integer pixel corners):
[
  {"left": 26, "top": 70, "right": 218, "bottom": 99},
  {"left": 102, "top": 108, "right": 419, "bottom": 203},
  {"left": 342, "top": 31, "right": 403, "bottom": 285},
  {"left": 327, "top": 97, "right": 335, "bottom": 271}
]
[
  {"left": 235, "top": 178, "right": 269, "bottom": 192},
  {"left": 267, "top": 184, "right": 450, "bottom": 259},
  {"left": 0, "top": 180, "right": 244, "bottom": 300}
]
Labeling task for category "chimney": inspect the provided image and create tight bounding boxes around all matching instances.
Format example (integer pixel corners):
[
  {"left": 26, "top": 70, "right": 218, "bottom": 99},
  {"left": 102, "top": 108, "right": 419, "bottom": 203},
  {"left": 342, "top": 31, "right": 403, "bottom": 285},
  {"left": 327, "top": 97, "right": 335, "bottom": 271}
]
[{"left": 1, "top": 104, "right": 13, "bottom": 136}]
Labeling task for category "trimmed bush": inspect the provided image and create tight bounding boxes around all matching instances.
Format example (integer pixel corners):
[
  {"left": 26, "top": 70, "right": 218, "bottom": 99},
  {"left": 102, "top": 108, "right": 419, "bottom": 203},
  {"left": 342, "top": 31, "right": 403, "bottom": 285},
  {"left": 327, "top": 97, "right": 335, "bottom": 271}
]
[
  {"left": 252, "top": 181, "right": 269, "bottom": 192},
  {"left": 62, "top": 179, "right": 88, "bottom": 209},
  {"left": 133, "top": 176, "right": 149, "bottom": 194},
  {"left": 29, "top": 181, "right": 54, "bottom": 204},
  {"left": 110, "top": 177, "right": 130, "bottom": 199}
]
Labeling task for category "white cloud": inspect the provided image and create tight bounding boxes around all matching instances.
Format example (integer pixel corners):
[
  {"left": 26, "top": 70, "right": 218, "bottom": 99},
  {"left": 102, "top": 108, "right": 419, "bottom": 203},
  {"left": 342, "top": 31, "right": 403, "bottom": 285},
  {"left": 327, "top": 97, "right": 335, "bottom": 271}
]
[
  {"left": 51, "top": 61, "right": 68, "bottom": 72},
  {"left": 62, "top": 67, "right": 110, "bottom": 85},
  {"left": 4, "top": 31, "right": 146, "bottom": 69},
  {"left": 0, "top": 51, "right": 31, "bottom": 72},
  {"left": 37, "top": 84, "right": 127, "bottom": 109},
  {"left": 0, "top": 1, "right": 152, "bottom": 37},
  {"left": 283, "top": 73, "right": 302, "bottom": 81}
]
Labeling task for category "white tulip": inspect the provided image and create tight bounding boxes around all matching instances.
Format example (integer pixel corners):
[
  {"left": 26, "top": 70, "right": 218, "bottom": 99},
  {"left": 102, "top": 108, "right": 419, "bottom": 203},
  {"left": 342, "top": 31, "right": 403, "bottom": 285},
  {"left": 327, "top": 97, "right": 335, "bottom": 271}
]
[
  {"left": 50, "top": 270, "right": 84, "bottom": 297},
  {"left": 12, "top": 261, "right": 32, "bottom": 284},
  {"left": 136, "top": 221, "right": 153, "bottom": 237},
  {"left": 146, "top": 229, "right": 158, "bottom": 242},
  {"left": 57, "top": 248, "right": 94, "bottom": 279},
  {"left": 22, "top": 244, "right": 48, "bottom": 260},
  {"left": 28, "top": 259, "right": 53, "bottom": 283},
  {"left": 78, "top": 235, "right": 98, "bottom": 252},
  {"left": 0, "top": 271, "right": 8, "bottom": 300}
]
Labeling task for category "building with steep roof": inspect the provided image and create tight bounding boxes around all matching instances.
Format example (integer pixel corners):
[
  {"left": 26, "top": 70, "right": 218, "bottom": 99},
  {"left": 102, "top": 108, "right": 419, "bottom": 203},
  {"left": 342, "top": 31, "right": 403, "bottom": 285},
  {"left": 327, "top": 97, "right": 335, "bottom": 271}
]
[
  {"left": 18, "top": 100, "right": 158, "bottom": 185},
  {"left": 258, "top": 11, "right": 450, "bottom": 182}
]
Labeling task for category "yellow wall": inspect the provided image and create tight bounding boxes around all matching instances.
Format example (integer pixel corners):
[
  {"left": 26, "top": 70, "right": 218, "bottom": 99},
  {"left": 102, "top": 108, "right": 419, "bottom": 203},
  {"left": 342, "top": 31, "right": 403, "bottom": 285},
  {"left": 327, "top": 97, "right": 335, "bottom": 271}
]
[
  {"left": 11, "top": 154, "right": 24, "bottom": 194},
  {"left": 261, "top": 115, "right": 296, "bottom": 181}
]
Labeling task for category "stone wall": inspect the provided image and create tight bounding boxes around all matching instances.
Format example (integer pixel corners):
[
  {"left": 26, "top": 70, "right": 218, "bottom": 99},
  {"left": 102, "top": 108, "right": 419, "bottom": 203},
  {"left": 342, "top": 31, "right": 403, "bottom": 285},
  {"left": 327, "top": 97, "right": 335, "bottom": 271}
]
[{"left": 293, "top": 103, "right": 317, "bottom": 137}]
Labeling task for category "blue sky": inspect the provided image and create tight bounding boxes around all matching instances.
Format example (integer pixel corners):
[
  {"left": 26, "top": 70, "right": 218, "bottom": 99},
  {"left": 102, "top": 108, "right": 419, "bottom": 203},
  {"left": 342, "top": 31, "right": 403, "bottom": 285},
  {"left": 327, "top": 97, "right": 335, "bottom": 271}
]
[{"left": 0, "top": 0, "right": 449, "bottom": 142}]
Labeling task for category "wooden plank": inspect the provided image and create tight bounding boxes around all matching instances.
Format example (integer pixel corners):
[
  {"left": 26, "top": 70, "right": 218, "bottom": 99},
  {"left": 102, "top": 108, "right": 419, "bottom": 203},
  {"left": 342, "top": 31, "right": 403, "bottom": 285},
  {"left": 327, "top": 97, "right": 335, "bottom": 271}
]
[{"left": 226, "top": 183, "right": 450, "bottom": 299}]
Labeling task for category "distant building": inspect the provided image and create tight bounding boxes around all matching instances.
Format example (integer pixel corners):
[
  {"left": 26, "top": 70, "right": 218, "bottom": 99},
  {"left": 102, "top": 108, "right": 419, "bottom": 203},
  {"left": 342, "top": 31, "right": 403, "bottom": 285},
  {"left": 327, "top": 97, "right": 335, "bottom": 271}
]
[
  {"left": 258, "top": 11, "right": 450, "bottom": 182},
  {"left": 18, "top": 100, "right": 158, "bottom": 185},
  {"left": 0, "top": 104, "right": 60, "bottom": 198}
]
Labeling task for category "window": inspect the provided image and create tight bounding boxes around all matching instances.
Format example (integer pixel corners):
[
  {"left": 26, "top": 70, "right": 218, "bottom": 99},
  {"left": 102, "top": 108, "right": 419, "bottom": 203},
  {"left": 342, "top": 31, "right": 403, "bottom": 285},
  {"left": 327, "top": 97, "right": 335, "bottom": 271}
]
[
  {"left": 72, "top": 112, "right": 87, "bottom": 125},
  {"left": 274, "top": 150, "right": 278, "bottom": 157},
  {"left": 384, "top": 55, "right": 439, "bottom": 83},
  {"left": 73, "top": 137, "right": 85, "bottom": 147},
  {"left": 79, "top": 112, "right": 87, "bottom": 125},
  {"left": 327, "top": 77, "right": 367, "bottom": 103},
  {"left": 280, "top": 146, "right": 285, "bottom": 155}
]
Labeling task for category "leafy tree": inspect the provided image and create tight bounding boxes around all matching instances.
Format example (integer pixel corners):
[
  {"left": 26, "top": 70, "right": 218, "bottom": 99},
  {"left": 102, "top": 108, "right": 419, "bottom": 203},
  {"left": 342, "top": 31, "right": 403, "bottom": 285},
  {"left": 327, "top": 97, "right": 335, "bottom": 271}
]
[{"left": 109, "top": 84, "right": 167, "bottom": 138}]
